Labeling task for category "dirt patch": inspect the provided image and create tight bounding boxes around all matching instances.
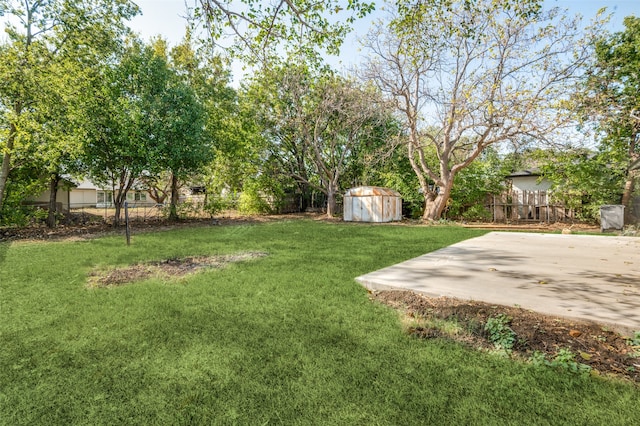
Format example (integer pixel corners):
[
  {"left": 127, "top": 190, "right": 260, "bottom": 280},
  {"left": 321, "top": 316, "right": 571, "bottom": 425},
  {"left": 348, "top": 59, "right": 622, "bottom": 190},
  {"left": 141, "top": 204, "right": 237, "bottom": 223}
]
[
  {"left": 87, "top": 252, "right": 268, "bottom": 288},
  {"left": 461, "top": 222, "right": 601, "bottom": 233},
  {"left": 371, "top": 290, "right": 640, "bottom": 383}
]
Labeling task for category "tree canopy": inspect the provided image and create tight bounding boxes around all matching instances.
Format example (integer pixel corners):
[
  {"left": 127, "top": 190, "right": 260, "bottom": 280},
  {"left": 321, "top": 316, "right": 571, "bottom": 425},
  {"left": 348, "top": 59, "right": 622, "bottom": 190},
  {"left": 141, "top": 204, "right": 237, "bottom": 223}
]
[
  {"left": 196, "top": 0, "right": 375, "bottom": 63},
  {"left": 360, "top": 0, "right": 601, "bottom": 220},
  {"left": 0, "top": 0, "right": 139, "bottom": 221},
  {"left": 582, "top": 16, "right": 640, "bottom": 219}
]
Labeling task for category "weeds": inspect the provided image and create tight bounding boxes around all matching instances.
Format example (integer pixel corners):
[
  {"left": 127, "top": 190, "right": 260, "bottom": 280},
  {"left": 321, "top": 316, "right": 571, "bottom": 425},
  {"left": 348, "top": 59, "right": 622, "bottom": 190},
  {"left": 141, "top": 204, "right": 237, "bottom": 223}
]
[
  {"left": 484, "top": 314, "right": 516, "bottom": 351},
  {"left": 531, "top": 349, "right": 592, "bottom": 376},
  {"left": 626, "top": 331, "right": 640, "bottom": 347}
]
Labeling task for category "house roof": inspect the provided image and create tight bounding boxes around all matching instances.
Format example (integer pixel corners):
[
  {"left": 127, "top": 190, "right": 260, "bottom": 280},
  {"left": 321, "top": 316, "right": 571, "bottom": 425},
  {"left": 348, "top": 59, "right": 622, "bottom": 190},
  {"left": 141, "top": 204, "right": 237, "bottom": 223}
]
[
  {"left": 506, "top": 169, "right": 542, "bottom": 178},
  {"left": 73, "top": 178, "right": 105, "bottom": 190},
  {"left": 65, "top": 177, "right": 149, "bottom": 191}
]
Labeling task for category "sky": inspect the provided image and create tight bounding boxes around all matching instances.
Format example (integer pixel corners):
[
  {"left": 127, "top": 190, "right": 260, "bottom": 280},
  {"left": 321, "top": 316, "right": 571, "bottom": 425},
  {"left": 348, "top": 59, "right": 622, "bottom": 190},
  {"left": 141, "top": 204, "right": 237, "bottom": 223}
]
[
  {"left": 131, "top": 1, "right": 640, "bottom": 45},
  {"left": 1, "top": 1, "right": 636, "bottom": 84},
  {"left": 130, "top": 0, "right": 640, "bottom": 84}
]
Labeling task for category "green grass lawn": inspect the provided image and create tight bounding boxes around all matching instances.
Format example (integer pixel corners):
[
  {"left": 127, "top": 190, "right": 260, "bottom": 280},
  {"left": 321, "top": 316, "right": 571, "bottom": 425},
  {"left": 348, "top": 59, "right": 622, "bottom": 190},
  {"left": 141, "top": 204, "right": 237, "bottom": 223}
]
[{"left": 1, "top": 220, "right": 638, "bottom": 425}]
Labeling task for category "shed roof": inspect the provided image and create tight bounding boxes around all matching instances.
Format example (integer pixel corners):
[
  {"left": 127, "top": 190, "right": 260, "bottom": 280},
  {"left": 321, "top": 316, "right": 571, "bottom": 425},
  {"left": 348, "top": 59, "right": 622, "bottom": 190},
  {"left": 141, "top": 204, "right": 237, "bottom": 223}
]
[{"left": 344, "top": 186, "right": 401, "bottom": 197}]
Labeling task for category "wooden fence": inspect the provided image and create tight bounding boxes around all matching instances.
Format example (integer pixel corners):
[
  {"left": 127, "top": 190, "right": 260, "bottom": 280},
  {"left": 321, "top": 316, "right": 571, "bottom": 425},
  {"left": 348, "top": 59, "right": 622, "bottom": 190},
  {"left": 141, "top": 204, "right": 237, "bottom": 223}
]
[{"left": 487, "top": 190, "right": 576, "bottom": 223}]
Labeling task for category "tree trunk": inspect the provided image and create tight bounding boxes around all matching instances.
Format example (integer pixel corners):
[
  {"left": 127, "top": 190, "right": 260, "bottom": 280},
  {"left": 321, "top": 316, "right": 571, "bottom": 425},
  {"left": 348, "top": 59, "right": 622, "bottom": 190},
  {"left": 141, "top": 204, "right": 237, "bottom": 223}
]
[
  {"left": 422, "top": 180, "right": 453, "bottom": 221},
  {"left": 299, "top": 182, "right": 310, "bottom": 212},
  {"left": 46, "top": 174, "right": 61, "bottom": 228},
  {"left": 112, "top": 187, "right": 128, "bottom": 227},
  {"left": 113, "top": 199, "right": 122, "bottom": 227},
  {"left": 169, "top": 172, "right": 179, "bottom": 221},
  {"left": 0, "top": 120, "right": 18, "bottom": 217},
  {"left": 621, "top": 170, "right": 637, "bottom": 223},
  {"left": 326, "top": 186, "right": 337, "bottom": 218}
]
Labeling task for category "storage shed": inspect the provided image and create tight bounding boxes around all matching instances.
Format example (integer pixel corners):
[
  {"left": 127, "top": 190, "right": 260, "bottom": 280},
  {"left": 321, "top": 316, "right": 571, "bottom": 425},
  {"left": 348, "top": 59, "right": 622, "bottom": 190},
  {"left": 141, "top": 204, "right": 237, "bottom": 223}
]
[{"left": 343, "top": 186, "right": 402, "bottom": 222}]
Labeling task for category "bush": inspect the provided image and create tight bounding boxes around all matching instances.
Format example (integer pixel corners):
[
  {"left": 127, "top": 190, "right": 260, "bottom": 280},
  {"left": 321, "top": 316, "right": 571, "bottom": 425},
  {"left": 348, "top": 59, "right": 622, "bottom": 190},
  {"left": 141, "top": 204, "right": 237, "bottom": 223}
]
[
  {"left": 0, "top": 205, "right": 48, "bottom": 227},
  {"left": 202, "top": 196, "right": 231, "bottom": 218},
  {"left": 237, "top": 189, "right": 272, "bottom": 214},
  {"left": 461, "top": 204, "right": 492, "bottom": 221}
]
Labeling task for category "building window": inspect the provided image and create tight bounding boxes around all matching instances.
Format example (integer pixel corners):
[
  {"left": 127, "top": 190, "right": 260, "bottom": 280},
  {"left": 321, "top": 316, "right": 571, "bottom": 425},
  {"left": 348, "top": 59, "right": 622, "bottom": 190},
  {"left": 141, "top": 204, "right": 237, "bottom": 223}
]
[
  {"left": 125, "top": 191, "right": 147, "bottom": 202},
  {"left": 97, "top": 191, "right": 113, "bottom": 207}
]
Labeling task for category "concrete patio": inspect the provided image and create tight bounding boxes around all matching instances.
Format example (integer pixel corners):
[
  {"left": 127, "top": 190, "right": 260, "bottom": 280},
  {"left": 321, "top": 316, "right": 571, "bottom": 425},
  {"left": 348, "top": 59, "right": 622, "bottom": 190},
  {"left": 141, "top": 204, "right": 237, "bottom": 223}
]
[{"left": 357, "top": 232, "right": 640, "bottom": 334}]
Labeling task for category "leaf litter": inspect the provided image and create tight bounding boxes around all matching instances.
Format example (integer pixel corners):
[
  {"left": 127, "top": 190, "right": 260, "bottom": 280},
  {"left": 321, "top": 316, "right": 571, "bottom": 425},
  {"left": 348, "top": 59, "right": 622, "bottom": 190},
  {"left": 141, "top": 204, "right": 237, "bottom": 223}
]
[{"left": 371, "top": 290, "right": 640, "bottom": 384}]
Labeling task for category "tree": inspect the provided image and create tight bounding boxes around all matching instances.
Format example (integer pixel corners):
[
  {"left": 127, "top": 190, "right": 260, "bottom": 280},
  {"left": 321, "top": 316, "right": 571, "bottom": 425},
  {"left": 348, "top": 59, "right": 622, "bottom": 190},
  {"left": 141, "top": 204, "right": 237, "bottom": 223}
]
[
  {"left": 360, "top": 0, "right": 599, "bottom": 220},
  {"left": 0, "top": 0, "right": 139, "bottom": 222},
  {"left": 306, "top": 75, "right": 396, "bottom": 216},
  {"left": 534, "top": 147, "right": 626, "bottom": 221},
  {"left": 167, "top": 31, "right": 237, "bottom": 216},
  {"left": 82, "top": 41, "right": 171, "bottom": 226},
  {"left": 246, "top": 64, "right": 395, "bottom": 217},
  {"left": 151, "top": 73, "right": 208, "bottom": 221},
  {"left": 244, "top": 64, "right": 315, "bottom": 211},
  {"left": 196, "top": 0, "right": 375, "bottom": 63},
  {"left": 583, "top": 16, "right": 640, "bottom": 221},
  {"left": 29, "top": 56, "right": 88, "bottom": 228},
  {"left": 83, "top": 38, "right": 213, "bottom": 225}
]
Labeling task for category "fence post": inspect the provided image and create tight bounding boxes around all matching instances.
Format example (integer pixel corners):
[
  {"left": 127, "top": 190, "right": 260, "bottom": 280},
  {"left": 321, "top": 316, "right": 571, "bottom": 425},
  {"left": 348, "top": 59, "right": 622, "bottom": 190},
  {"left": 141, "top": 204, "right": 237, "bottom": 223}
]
[{"left": 124, "top": 201, "right": 131, "bottom": 246}]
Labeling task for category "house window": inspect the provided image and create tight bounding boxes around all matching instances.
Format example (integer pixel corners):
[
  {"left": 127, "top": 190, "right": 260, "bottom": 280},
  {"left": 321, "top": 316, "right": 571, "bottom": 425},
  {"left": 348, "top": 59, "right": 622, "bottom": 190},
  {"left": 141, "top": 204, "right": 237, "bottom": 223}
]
[
  {"left": 97, "top": 191, "right": 113, "bottom": 207},
  {"left": 126, "top": 191, "right": 147, "bottom": 202},
  {"left": 135, "top": 192, "right": 147, "bottom": 201}
]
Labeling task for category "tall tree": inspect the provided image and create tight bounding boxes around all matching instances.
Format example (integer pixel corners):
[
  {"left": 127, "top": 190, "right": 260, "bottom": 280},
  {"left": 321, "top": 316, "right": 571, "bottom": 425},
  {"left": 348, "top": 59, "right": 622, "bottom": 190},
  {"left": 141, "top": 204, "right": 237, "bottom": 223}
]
[
  {"left": 84, "top": 38, "right": 213, "bottom": 225},
  {"left": 306, "top": 75, "right": 395, "bottom": 216},
  {"left": 583, "top": 16, "right": 640, "bottom": 221},
  {"left": 0, "top": 0, "right": 138, "bottom": 222},
  {"left": 247, "top": 64, "right": 395, "bottom": 217},
  {"left": 360, "top": 0, "right": 600, "bottom": 220},
  {"left": 151, "top": 72, "right": 208, "bottom": 221},
  {"left": 82, "top": 41, "right": 171, "bottom": 226},
  {"left": 244, "top": 64, "right": 315, "bottom": 211},
  {"left": 167, "top": 32, "right": 235, "bottom": 218},
  {"left": 0, "top": 0, "right": 138, "bottom": 216}
]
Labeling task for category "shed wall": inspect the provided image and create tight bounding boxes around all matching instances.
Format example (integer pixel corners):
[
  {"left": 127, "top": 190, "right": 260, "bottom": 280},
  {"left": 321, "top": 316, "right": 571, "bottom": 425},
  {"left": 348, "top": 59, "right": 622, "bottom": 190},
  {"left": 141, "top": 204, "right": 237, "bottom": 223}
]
[{"left": 344, "top": 194, "right": 402, "bottom": 222}]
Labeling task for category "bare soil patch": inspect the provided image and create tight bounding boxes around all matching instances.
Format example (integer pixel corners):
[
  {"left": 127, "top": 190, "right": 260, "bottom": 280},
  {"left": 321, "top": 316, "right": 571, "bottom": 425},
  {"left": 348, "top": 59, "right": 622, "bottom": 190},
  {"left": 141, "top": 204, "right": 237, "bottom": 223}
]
[
  {"left": 87, "top": 252, "right": 268, "bottom": 288},
  {"left": 461, "top": 221, "right": 601, "bottom": 233},
  {"left": 371, "top": 290, "right": 640, "bottom": 383}
]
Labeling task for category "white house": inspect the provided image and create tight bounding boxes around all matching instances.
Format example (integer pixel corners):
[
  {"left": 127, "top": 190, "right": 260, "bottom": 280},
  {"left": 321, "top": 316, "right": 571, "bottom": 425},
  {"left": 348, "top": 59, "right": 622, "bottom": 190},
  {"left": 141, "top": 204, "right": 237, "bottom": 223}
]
[
  {"left": 507, "top": 170, "right": 551, "bottom": 193},
  {"left": 26, "top": 178, "right": 74, "bottom": 212},
  {"left": 69, "top": 179, "right": 155, "bottom": 208},
  {"left": 505, "top": 170, "right": 553, "bottom": 221}
]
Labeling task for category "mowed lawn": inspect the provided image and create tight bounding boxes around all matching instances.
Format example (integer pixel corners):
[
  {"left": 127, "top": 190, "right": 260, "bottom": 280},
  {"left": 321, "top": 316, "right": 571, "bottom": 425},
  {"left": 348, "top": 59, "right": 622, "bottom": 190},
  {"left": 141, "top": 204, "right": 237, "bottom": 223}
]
[{"left": 0, "top": 220, "right": 638, "bottom": 425}]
